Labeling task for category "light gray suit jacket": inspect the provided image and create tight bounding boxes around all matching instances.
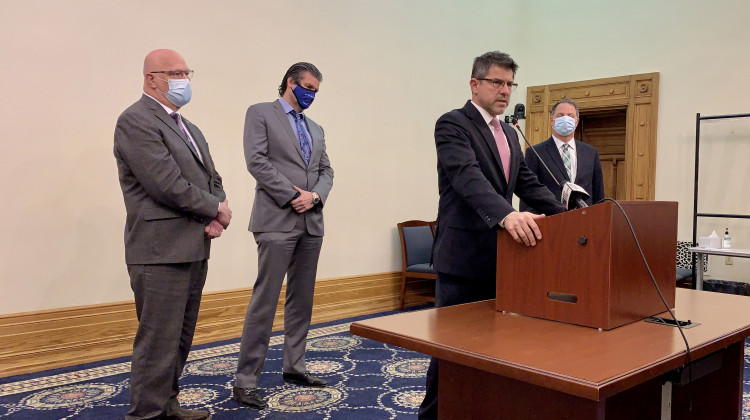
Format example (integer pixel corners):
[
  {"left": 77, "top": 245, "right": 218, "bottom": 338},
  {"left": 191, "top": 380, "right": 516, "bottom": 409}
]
[
  {"left": 114, "top": 94, "right": 226, "bottom": 264},
  {"left": 244, "top": 100, "right": 333, "bottom": 235}
]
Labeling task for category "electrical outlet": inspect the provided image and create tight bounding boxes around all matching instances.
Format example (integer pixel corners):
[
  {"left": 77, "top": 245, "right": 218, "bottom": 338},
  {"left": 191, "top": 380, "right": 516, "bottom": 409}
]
[{"left": 725, "top": 257, "right": 733, "bottom": 265}]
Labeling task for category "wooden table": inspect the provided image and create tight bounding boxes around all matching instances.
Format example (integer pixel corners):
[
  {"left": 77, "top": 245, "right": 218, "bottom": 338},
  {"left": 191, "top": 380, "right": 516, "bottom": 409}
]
[{"left": 350, "top": 289, "right": 750, "bottom": 419}]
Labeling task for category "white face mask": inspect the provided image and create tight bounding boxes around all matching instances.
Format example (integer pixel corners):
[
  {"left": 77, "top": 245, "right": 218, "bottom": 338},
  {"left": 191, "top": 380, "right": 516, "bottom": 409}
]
[
  {"left": 553, "top": 115, "right": 576, "bottom": 136},
  {"left": 155, "top": 77, "right": 192, "bottom": 107}
]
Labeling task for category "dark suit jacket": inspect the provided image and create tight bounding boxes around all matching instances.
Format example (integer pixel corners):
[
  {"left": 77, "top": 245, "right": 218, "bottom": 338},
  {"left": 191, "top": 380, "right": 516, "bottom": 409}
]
[
  {"left": 520, "top": 137, "right": 604, "bottom": 213},
  {"left": 114, "top": 94, "right": 226, "bottom": 265},
  {"left": 243, "top": 100, "right": 334, "bottom": 236},
  {"left": 433, "top": 101, "right": 565, "bottom": 280}
]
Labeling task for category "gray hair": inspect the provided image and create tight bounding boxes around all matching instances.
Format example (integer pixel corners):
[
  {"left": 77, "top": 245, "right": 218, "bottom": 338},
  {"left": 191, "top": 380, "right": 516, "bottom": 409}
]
[
  {"left": 471, "top": 51, "right": 518, "bottom": 79},
  {"left": 278, "top": 62, "right": 323, "bottom": 96},
  {"left": 550, "top": 98, "right": 580, "bottom": 118}
]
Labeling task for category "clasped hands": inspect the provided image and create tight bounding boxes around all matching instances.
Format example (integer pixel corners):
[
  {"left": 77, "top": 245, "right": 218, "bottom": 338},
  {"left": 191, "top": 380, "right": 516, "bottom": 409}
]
[
  {"left": 205, "top": 199, "right": 232, "bottom": 239},
  {"left": 291, "top": 186, "right": 315, "bottom": 214},
  {"left": 204, "top": 186, "right": 313, "bottom": 239}
]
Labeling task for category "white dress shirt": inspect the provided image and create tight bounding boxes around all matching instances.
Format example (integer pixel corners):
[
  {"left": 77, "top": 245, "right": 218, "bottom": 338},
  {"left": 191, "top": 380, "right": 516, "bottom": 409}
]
[{"left": 552, "top": 135, "right": 577, "bottom": 182}]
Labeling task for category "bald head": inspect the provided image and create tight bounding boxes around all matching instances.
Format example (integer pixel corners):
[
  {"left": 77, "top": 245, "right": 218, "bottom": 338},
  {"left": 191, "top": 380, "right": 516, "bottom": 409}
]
[
  {"left": 142, "top": 49, "right": 190, "bottom": 111},
  {"left": 143, "top": 49, "right": 186, "bottom": 75}
]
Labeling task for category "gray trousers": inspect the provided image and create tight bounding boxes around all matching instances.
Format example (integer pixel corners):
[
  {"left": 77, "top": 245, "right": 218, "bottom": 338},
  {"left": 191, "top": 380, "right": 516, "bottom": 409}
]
[
  {"left": 235, "top": 220, "right": 323, "bottom": 389},
  {"left": 125, "top": 260, "right": 208, "bottom": 420}
]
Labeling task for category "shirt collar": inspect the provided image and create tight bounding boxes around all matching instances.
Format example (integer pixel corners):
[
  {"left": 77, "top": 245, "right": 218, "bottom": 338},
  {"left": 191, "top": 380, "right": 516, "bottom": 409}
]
[
  {"left": 470, "top": 100, "right": 500, "bottom": 127},
  {"left": 279, "top": 97, "right": 301, "bottom": 115},
  {"left": 552, "top": 135, "right": 576, "bottom": 151},
  {"left": 143, "top": 92, "right": 176, "bottom": 116}
]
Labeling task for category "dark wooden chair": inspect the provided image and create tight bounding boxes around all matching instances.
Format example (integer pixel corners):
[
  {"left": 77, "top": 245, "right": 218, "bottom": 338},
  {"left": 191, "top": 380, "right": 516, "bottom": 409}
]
[{"left": 397, "top": 220, "right": 437, "bottom": 310}]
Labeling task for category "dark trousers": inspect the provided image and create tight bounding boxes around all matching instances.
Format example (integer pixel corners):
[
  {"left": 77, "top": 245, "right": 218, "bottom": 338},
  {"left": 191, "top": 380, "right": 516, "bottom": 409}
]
[
  {"left": 126, "top": 260, "right": 208, "bottom": 420},
  {"left": 418, "top": 271, "right": 495, "bottom": 420}
]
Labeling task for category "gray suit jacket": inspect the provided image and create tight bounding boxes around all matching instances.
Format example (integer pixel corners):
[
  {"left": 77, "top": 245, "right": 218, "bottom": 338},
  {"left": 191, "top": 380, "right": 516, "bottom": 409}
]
[
  {"left": 114, "top": 94, "right": 226, "bottom": 264},
  {"left": 244, "top": 100, "right": 333, "bottom": 235}
]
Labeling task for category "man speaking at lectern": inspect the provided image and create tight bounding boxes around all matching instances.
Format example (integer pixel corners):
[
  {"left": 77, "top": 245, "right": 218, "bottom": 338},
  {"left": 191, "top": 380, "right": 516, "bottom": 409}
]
[{"left": 418, "top": 51, "right": 565, "bottom": 420}]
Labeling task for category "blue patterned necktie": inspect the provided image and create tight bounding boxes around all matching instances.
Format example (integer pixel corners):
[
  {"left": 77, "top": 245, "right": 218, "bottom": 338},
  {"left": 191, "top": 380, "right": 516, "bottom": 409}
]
[{"left": 290, "top": 110, "right": 311, "bottom": 164}]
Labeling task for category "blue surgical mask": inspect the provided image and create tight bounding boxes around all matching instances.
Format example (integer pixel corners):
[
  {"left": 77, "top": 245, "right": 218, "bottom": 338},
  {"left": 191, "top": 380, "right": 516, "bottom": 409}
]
[
  {"left": 292, "top": 85, "right": 315, "bottom": 109},
  {"left": 553, "top": 116, "right": 576, "bottom": 136},
  {"left": 156, "top": 77, "right": 192, "bottom": 108}
]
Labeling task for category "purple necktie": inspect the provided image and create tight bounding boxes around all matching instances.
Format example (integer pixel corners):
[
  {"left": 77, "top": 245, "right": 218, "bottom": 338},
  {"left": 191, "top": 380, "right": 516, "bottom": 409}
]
[
  {"left": 490, "top": 118, "right": 510, "bottom": 182},
  {"left": 290, "top": 110, "right": 311, "bottom": 165},
  {"left": 171, "top": 113, "right": 203, "bottom": 163}
]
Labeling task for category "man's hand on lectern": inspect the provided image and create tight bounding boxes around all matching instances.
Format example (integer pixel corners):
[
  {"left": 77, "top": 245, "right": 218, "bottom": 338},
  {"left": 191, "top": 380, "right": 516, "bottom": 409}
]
[{"left": 501, "top": 212, "right": 546, "bottom": 247}]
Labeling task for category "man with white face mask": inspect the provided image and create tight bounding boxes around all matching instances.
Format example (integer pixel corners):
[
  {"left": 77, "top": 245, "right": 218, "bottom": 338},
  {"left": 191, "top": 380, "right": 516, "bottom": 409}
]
[
  {"left": 520, "top": 98, "right": 604, "bottom": 212},
  {"left": 114, "top": 49, "right": 231, "bottom": 420}
]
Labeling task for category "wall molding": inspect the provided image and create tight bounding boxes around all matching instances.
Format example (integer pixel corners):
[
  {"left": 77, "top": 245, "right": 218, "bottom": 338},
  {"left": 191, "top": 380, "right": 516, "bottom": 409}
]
[{"left": 0, "top": 272, "right": 433, "bottom": 378}]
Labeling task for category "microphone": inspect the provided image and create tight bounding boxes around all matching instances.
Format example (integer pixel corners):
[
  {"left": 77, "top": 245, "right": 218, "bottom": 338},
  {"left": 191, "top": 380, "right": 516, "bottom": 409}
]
[
  {"left": 504, "top": 103, "right": 526, "bottom": 125},
  {"left": 505, "top": 104, "right": 589, "bottom": 210},
  {"left": 560, "top": 182, "right": 589, "bottom": 210}
]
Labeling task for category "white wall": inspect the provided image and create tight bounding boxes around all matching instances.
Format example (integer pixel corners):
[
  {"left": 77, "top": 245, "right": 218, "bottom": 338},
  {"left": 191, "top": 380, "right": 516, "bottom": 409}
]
[
  {"left": 512, "top": 0, "right": 750, "bottom": 282},
  {"left": 1, "top": 0, "right": 748, "bottom": 315},
  {"left": 0, "top": 0, "right": 526, "bottom": 314}
]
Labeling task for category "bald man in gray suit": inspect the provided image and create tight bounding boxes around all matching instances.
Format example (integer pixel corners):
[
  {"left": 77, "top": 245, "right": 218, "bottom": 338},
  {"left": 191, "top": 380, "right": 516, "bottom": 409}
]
[
  {"left": 233, "top": 62, "right": 334, "bottom": 410},
  {"left": 114, "top": 49, "right": 231, "bottom": 420}
]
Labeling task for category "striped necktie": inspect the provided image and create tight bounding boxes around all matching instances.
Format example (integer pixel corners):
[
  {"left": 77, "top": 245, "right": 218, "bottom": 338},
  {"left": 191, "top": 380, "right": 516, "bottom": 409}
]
[{"left": 562, "top": 143, "right": 572, "bottom": 180}]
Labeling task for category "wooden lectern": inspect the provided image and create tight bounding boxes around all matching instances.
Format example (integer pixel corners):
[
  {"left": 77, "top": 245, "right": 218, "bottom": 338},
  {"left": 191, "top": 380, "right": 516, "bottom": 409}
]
[{"left": 496, "top": 201, "right": 678, "bottom": 330}]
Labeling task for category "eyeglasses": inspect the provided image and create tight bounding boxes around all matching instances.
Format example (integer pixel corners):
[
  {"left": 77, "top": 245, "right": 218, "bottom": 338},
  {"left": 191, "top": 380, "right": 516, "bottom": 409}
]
[
  {"left": 476, "top": 78, "right": 518, "bottom": 92},
  {"left": 151, "top": 70, "right": 194, "bottom": 80}
]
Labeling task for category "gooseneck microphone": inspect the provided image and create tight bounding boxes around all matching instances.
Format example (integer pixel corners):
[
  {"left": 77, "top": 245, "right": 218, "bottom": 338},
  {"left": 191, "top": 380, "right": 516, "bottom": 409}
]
[{"left": 505, "top": 104, "right": 589, "bottom": 210}]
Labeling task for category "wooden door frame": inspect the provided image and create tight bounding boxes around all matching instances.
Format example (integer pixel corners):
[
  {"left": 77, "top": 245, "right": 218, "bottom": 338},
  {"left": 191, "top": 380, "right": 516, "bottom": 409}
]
[{"left": 524, "top": 73, "right": 659, "bottom": 200}]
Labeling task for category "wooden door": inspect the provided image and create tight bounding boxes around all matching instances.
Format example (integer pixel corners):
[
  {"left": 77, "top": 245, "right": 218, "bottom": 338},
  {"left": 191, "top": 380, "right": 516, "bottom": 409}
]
[{"left": 579, "top": 109, "right": 626, "bottom": 200}]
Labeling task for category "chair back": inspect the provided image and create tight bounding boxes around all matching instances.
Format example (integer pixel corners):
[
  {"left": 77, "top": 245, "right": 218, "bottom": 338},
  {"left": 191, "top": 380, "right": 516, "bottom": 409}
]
[
  {"left": 397, "top": 220, "right": 435, "bottom": 269},
  {"left": 677, "top": 240, "right": 707, "bottom": 272}
]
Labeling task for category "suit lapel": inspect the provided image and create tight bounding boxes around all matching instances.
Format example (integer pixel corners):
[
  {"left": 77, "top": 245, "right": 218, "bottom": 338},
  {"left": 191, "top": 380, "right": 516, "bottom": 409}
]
[
  {"left": 576, "top": 143, "right": 591, "bottom": 179},
  {"left": 501, "top": 122, "right": 518, "bottom": 194},
  {"left": 272, "top": 100, "right": 307, "bottom": 163},
  {"left": 181, "top": 118, "right": 211, "bottom": 171},
  {"left": 464, "top": 103, "right": 507, "bottom": 187},
  {"left": 147, "top": 98, "right": 184, "bottom": 140},
  {"left": 544, "top": 138, "right": 570, "bottom": 182},
  {"left": 142, "top": 95, "right": 207, "bottom": 170},
  {"left": 303, "top": 114, "right": 321, "bottom": 160}
]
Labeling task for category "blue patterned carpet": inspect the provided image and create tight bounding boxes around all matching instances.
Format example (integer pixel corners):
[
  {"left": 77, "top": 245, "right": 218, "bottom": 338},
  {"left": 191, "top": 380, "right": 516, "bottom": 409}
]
[
  {"left": 0, "top": 312, "right": 429, "bottom": 419},
  {"left": 1, "top": 310, "right": 749, "bottom": 419}
]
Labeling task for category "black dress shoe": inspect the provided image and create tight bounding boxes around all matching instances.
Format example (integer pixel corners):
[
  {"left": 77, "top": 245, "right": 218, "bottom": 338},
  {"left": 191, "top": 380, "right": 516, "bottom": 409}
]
[
  {"left": 282, "top": 371, "right": 327, "bottom": 387},
  {"left": 232, "top": 386, "right": 267, "bottom": 410},
  {"left": 165, "top": 406, "right": 211, "bottom": 420}
]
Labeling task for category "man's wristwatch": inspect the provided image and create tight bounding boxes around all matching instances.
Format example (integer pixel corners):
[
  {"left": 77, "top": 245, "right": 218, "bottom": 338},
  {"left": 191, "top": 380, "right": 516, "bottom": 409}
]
[{"left": 311, "top": 192, "right": 321, "bottom": 205}]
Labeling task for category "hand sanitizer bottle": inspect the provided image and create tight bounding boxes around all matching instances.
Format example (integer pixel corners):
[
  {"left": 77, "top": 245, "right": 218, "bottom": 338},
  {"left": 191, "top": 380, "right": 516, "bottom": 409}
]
[{"left": 723, "top": 228, "right": 732, "bottom": 249}]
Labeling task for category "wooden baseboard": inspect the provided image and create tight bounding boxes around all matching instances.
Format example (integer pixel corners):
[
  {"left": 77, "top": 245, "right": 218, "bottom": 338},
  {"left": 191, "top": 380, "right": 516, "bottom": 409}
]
[{"left": 0, "top": 272, "right": 434, "bottom": 378}]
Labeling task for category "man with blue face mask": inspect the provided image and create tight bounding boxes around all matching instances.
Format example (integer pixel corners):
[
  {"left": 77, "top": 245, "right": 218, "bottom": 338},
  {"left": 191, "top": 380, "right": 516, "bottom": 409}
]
[
  {"left": 233, "top": 62, "right": 334, "bottom": 410},
  {"left": 520, "top": 98, "right": 604, "bottom": 212},
  {"left": 114, "top": 49, "right": 232, "bottom": 419}
]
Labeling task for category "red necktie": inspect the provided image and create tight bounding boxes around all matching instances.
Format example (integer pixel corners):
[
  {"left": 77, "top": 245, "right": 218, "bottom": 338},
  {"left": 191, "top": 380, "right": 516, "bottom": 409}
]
[{"left": 490, "top": 118, "right": 510, "bottom": 182}]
